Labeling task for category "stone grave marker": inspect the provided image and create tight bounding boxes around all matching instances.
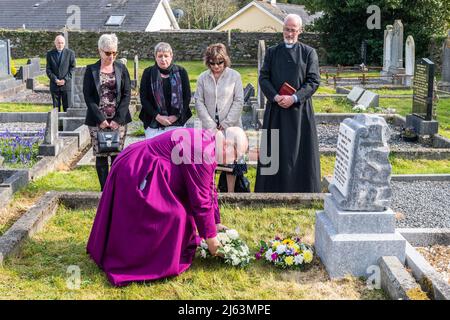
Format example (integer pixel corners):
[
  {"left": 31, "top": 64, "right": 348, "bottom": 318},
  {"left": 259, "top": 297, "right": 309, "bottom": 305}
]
[
  {"left": 406, "top": 58, "right": 438, "bottom": 135},
  {"left": 389, "top": 20, "right": 405, "bottom": 75},
  {"left": 64, "top": 66, "right": 87, "bottom": 130},
  {"left": 361, "top": 40, "right": 368, "bottom": 65},
  {"left": 38, "top": 108, "right": 61, "bottom": 156},
  {"left": 382, "top": 25, "right": 393, "bottom": 75},
  {"left": 133, "top": 55, "right": 139, "bottom": 83},
  {"left": 315, "top": 114, "right": 406, "bottom": 279},
  {"left": 347, "top": 86, "right": 365, "bottom": 104},
  {"left": 0, "top": 39, "right": 11, "bottom": 76},
  {"left": 243, "top": 83, "right": 255, "bottom": 105},
  {"left": 404, "top": 35, "right": 415, "bottom": 86},
  {"left": 27, "top": 58, "right": 41, "bottom": 78},
  {"left": 443, "top": 31, "right": 450, "bottom": 81},
  {"left": 257, "top": 40, "right": 266, "bottom": 109},
  {"left": 412, "top": 58, "right": 435, "bottom": 120},
  {"left": 357, "top": 90, "right": 379, "bottom": 109}
]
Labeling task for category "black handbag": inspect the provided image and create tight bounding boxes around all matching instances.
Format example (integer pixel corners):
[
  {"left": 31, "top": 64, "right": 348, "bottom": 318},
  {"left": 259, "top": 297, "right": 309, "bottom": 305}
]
[
  {"left": 97, "top": 129, "right": 120, "bottom": 153},
  {"left": 218, "top": 171, "right": 251, "bottom": 193}
]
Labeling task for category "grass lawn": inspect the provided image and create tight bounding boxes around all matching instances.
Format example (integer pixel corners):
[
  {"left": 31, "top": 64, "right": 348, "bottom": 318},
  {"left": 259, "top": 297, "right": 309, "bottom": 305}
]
[
  {"left": 0, "top": 204, "right": 387, "bottom": 300},
  {"left": 0, "top": 103, "right": 52, "bottom": 112},
  {"left": 13, "top": 58, "right": 258, "bottom": 92}
]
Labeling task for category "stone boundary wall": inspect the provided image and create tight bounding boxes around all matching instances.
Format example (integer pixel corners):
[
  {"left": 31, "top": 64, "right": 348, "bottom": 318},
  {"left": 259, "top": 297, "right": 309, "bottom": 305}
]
[{"left": 0, "top": 29, "right": 323, "bottom": 63}]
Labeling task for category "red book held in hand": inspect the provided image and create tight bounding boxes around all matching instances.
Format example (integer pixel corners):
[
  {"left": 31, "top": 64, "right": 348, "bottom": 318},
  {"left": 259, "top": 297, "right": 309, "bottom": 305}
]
[{"left": 278, "top": 82, "right": 296, "bottom": 96}]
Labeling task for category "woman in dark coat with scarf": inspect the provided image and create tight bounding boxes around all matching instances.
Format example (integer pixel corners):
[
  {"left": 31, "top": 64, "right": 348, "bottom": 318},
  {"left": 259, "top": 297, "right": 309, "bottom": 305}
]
[{"left": 139, "top": 42, "right": 192, "bottom": 139}]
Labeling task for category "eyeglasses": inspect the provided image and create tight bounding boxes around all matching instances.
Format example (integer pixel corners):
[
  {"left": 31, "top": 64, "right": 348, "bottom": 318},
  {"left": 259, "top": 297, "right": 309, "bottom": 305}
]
[
  {"left": 209, "top": 60, "right": 224, "bottom": 66},
  {"left": 283, "top": 27, "right": 300, "bottom": 33},
  {"left": 102, "top": 50, "right": 118, "bottom": 57}
]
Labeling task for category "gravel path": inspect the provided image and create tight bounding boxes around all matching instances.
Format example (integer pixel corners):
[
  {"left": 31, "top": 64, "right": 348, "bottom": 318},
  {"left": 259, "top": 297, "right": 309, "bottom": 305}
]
[
  {"left": 392, "top": 180, "right": 450, "bottom": 228},
  {"left": 0, "top": 89, "right": 52, "bottom": 104},
  {"left": 317, "top": 123, "right": 435, "bottom": 149},
  {"left": 0, "top": 122, "right": 46, "bottom": 132}
]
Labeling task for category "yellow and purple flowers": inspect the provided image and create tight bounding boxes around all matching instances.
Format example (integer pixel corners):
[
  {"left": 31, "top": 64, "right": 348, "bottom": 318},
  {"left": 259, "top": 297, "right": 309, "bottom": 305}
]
[
  {"left": 198, "top": 229, "right": 253, "bottom": 267},
  {"left": 0, "top": 129, "right": 44, "bottom": 167},
  {"left": 256, "top": 236, "right": 314, "bottom": 269}
]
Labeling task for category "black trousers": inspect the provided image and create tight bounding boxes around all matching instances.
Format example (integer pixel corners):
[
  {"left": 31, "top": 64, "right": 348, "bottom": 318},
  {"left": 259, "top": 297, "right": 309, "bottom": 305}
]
[
  {"left": 96, "top": 156, "right": 117, "bottom": 191},
  {"left": 51, "top": 90, "right": 72, "bottom": 112}
]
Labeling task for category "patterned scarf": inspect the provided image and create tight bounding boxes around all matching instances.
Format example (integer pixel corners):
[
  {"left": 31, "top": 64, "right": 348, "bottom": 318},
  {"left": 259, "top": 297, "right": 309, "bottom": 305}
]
[{"left": 150, "top": 64, "right": 183, "bottom": 115}]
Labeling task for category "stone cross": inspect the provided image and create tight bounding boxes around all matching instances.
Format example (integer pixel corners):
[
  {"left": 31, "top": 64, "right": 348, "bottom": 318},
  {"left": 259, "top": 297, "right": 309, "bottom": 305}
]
[{"left": 315, "top": 114, "right": 406, "bottom": 279}]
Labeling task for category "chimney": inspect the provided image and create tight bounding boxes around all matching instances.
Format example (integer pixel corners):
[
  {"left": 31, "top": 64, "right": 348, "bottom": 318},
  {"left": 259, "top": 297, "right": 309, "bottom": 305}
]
[{"left": 270, "top": 0, "right": 277, "bottom": 6}]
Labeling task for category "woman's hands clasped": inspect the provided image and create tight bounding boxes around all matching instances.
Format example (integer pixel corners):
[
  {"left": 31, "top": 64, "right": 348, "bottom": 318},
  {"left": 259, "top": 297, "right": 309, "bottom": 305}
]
[
  {"left": 99, "top": 120, "right": 120, "bottom": 130},
  {"left": 156, "top": 114, "right": 179, "bottom": 127}
]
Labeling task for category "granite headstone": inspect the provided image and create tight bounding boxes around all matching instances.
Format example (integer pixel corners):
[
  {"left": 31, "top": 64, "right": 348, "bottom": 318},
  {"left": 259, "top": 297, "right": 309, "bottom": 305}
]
[{"left": 315, "top": 114, "right": 406, "bottom": 279}]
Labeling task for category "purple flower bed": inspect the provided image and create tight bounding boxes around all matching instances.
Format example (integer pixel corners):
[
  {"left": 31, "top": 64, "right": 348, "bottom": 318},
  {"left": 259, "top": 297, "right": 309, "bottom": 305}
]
[{"left": 0, "top": 129, "right": 45, "bottom": 167}]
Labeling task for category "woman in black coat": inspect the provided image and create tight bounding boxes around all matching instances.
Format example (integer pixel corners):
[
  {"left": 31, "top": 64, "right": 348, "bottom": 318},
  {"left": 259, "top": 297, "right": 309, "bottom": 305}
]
[
  {"left": 83, "top": 33, "right": 132, "bottom": 191},
  {"left": 139, "top": 42, "right": 192, "bottom": 139}
]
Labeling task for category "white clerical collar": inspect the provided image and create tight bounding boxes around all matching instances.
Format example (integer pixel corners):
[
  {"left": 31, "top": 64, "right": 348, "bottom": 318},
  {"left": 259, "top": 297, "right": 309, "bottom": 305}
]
[{"left": 284, "top": 42, "right": 295, "bottom": 49}]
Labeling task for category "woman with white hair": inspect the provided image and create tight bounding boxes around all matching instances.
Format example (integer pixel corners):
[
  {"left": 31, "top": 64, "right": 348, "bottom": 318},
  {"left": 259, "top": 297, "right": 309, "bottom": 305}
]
[
  {"left": 83, "top": 33, "right": 132, "bottom": 191},
  {"left": 139, "top": 42, "right": 192, "bottom": 139}
]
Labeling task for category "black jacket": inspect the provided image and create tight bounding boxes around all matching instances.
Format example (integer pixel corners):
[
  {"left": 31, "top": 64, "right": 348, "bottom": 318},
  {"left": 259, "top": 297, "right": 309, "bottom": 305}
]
[
  {"left": 139, "top": 64, "right": 192, "bottom": 129},
  {"left": 46, "top": 48, "right": 76, "bottom": 92},
  {"left": 83, "top": 60, "right": 132, "bottom": 127}
]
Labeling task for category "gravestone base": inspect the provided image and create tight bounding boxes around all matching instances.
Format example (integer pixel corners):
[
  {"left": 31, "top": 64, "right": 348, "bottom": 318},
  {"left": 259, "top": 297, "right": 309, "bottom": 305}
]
[
  {"left": 0, "top": 75, "right": 25, "bottom": 99},
  {"left": 315, "top": 197, "right": 406, "bottom": 279},
  {"left": 62, "top": 117, "right": 85, "bottom": 131},
  {"left": 66, "top": 108, "right": 87, "bottom": 118},
  {"left": 38, "top": 139, "right": 64, "bottom": 156},
  {"left": 406, "top": 114, "right": 438, "bottom": 136},
  {"left": 404, "top": 75, "right": 413, "bottom": 87}
]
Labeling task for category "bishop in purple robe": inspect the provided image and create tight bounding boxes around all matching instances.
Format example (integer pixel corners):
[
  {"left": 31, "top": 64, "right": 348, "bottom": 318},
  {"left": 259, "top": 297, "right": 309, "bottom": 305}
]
[{"left": 86, "top": 127, "right": 248, "bottom": 286}]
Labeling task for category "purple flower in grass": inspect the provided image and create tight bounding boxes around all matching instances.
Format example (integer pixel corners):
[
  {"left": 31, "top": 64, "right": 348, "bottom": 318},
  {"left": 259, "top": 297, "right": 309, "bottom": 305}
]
[
  {"left": 271, "top": 253, "right": 278, "bottom": 261},
  {"left": 255, "top": 253, "right": 262, "bottom": 260}
]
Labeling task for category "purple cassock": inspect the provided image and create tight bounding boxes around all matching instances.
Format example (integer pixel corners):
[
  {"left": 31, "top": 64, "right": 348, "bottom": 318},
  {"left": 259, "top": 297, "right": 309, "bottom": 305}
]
[{"left": 86, "top": 128, "right": 220, "bottom": 286}]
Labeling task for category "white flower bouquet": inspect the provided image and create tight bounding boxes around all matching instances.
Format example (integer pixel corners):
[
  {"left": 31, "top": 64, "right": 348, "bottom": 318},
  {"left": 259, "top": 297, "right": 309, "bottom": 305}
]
[{"left": 198, "top": 229, "right": 253, "bottom": 267}]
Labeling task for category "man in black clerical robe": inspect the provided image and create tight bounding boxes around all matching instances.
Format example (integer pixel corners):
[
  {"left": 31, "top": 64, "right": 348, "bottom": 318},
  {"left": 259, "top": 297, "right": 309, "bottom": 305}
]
[{"left": 255, "top": 14, "right": 321, "bottom": 193}]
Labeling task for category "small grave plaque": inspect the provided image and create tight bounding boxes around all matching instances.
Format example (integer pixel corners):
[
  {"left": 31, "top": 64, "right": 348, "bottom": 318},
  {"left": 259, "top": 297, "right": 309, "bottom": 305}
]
[
  {"left": 332, "top": 122, "right": 356, "bottom": 198},
  {"left": 412, "top": 58, "right": 435, "bottom": 120},
  {"left": 347, "top": 86, "right": 365, "bottom": 103}
]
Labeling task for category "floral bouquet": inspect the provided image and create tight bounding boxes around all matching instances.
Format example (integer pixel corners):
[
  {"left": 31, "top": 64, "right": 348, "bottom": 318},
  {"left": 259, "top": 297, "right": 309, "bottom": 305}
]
[
  {"left": 255, "top": 236, "right": 314, "bottom": 269},
  {"left": 198, "top": 229, "right": 253, "bottom": 267}
]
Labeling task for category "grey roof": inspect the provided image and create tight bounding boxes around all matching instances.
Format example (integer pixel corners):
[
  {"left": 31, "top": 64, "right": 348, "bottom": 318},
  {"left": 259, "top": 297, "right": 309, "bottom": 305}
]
[
  {"left": 256, "top": 1, "right": 322, "bottom": 25},
  {"left": 0, "top": 0, "right": 164, "bottom": 31}
]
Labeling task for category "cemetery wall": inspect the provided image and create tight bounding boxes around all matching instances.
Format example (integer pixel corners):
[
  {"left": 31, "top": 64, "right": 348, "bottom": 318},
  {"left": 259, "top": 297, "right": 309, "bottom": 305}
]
[{"left": 0, "top": 30, "right": 322, "bottom": 63}]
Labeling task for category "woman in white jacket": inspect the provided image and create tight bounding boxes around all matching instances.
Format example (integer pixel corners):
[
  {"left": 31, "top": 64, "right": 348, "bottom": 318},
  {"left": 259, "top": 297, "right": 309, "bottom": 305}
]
[{"left": 195, "top": 43, "right": 246, "bottom": 192}]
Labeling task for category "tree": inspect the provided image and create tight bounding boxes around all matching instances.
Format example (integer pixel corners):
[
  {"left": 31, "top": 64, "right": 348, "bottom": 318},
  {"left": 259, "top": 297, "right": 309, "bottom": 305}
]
[
  {"left": 171, "top": 0, "right": 239, "bottom": 30},
  {"left": 300, "top": 0, "right": 450, "bottom": 65}
]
